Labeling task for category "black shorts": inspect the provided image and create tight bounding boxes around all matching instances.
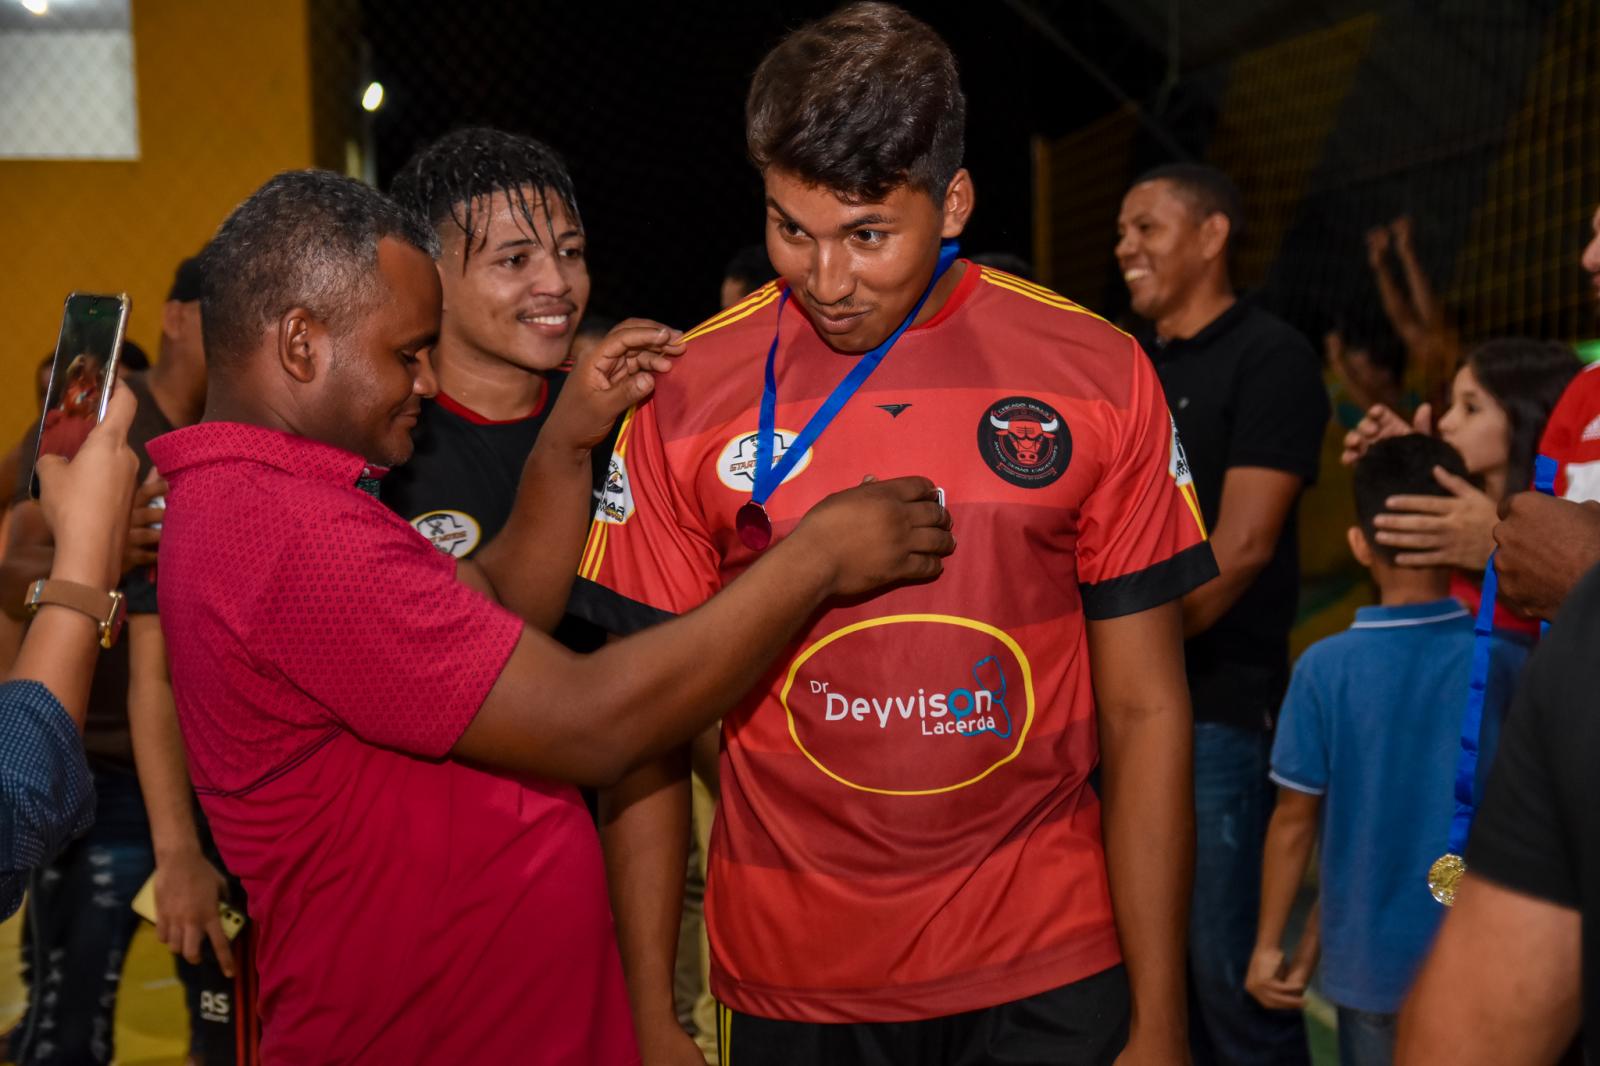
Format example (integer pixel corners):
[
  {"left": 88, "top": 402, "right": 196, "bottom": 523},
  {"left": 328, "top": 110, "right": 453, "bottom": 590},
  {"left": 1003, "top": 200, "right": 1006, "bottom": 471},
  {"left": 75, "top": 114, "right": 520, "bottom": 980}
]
[{"left": 716, "top": 964, "right": 1129, "bottom": 1066}]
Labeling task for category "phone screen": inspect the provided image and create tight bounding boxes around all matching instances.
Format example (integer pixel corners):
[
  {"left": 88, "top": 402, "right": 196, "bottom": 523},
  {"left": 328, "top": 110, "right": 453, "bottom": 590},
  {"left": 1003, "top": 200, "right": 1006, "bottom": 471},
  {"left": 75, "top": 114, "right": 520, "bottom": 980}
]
[{"left": 28, "top": 293, "right": 131, "bottom": 499}]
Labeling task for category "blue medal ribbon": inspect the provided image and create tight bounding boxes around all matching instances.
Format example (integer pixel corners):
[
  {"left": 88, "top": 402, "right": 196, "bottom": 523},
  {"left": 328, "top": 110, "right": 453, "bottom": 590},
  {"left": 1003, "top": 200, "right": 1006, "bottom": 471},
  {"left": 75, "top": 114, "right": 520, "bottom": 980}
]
[
  {"left": 749, "top": 239, "right": 961, "bottom": 511},
  {"left": 1446, "top": 452, "right": 1559, "bottom": 858}
]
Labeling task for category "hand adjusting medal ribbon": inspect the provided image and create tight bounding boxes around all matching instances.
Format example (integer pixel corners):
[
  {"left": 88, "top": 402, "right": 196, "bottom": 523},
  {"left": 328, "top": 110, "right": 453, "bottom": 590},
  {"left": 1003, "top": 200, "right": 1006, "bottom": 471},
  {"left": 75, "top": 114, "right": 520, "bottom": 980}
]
[
  {"left": 1430, "top": 453, "right": 1559, "bottom": 905},
  {"left": 735, "top": 239, "right": 962, "bottom": 551}
]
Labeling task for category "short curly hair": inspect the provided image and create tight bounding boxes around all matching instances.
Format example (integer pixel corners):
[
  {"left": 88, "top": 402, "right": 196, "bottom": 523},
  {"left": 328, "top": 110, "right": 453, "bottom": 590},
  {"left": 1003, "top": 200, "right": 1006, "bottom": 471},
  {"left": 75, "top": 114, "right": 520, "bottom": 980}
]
[
  {"left": 746, "top": 3, "right": 966, "bottom": 203},
  {"left": 202, "top": 170, "right": 438, "bottom": 366}
]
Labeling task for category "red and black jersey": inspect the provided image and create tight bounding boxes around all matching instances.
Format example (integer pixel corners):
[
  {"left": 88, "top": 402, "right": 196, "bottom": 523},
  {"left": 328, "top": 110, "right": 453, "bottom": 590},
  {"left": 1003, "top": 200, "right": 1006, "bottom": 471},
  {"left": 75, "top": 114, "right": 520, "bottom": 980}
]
[
  {"left": 571, "top": 263, "right": 1215, "bottom": 1023},
  {"left": 1540, "top": 361, "right": 1600, "bottom": 501}
]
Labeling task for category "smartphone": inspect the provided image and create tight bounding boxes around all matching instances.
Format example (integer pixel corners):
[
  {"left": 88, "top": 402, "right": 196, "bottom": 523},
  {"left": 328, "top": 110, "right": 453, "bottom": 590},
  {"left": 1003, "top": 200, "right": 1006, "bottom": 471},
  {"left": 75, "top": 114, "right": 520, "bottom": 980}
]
[
  {"left": 131, "top": 874, "right": 249, "bottom": 942},
  {"left": 28, "top": 292, "right": 131, "bottom": 499}
]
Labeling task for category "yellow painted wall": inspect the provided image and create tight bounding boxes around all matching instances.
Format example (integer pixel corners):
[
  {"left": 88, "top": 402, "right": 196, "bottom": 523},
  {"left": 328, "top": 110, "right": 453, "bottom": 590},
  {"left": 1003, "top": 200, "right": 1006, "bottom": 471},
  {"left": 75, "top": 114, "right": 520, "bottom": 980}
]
[{"left": 0, "top": 0, "right": 313, "bottom": 444}]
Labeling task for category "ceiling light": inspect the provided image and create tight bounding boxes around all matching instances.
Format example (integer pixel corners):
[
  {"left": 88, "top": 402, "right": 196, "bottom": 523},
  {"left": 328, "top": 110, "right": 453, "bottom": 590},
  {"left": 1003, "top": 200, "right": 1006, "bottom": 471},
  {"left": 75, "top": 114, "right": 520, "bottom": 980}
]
[{"left": 360, "top": 81, "right": 384, "bottom": 112}]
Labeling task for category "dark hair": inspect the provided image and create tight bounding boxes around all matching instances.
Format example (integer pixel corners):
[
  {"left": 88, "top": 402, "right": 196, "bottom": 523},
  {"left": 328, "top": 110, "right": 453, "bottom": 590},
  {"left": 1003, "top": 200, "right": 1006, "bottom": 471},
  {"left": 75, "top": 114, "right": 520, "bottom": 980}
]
[
  {"left": 201, "top": 170, "right": 439, "bottom": 366},
  {"left": 1461, "top": 338, "right": 1581, "bottom": 494},
  {"left": 391, "top": 127, "right": 581, "bottom": 267},
  {"left": 167, "top": 254, "right": 205, "bottom": 303},
  {"left": 746, "top": 2, "right": 965, "bottom": 202},
  {"left": 118, "top": 339, "right": 150, "bottom": 372},
  {"left": 1334, "top": 310, "right": 1405, "bottom": 381},
  {"left": 723, "top": 244, "right": 774, "bottom": 290},
  {"left": 1133, "top": 163, "right": 1245, "bottom": 244},
  {"left": 970, "top": 251, "right": 1034, "bottom": 281},
  {"left": 1354, "top": 435, "right": 1469, "bottom": 563}
]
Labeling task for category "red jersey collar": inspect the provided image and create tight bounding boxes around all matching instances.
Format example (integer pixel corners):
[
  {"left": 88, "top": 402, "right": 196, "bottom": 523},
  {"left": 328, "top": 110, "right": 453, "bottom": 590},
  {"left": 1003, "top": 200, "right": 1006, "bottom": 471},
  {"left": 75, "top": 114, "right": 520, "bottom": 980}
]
[{"left": 148, "top": 422, "right": 384, "bottom": 488}]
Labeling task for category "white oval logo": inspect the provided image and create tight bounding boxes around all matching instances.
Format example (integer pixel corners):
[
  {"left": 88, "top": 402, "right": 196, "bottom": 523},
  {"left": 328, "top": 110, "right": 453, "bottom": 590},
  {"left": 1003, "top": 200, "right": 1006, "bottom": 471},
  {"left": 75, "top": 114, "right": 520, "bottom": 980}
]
[
  {"left": 410, "top": 509, "right": 482, "bottom": 557},
  {"left": 717, "top": 429, "right": 813, "bottom": 492}
]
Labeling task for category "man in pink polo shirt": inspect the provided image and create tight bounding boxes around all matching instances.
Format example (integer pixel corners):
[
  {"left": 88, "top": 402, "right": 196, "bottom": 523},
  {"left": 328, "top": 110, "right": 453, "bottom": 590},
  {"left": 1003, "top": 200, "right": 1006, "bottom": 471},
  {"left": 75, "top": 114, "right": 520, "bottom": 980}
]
[{"left": 148, "top": 170, "right": 954, "bottom": 1063}]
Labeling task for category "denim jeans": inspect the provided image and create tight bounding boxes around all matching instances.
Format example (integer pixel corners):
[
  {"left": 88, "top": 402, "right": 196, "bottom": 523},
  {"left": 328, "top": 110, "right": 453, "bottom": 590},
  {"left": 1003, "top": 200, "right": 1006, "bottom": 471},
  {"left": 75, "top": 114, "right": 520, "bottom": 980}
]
[
  {"left": 1187, "top": 722, "right": 1311, "bottom": 1066},
  {"left": 12, "top": 764, "right": 241, "bottom": 1066},
  {"left": 1336, "top": 1007, "right": 1395, "bottom": 1066}
]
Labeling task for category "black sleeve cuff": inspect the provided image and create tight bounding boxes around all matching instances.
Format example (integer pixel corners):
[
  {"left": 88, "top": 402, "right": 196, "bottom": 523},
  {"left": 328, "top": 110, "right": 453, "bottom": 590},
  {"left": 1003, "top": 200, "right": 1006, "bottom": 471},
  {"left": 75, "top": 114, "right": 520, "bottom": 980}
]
[
  {"left": 1080, "top": 541, "right": 1218, "bottom": 621},
  {"left": 568, "top": 576, "right": 677, "bottom": 636},
  {"left": 1226, "top": 449, "right": 1321, "bottom": 485}
]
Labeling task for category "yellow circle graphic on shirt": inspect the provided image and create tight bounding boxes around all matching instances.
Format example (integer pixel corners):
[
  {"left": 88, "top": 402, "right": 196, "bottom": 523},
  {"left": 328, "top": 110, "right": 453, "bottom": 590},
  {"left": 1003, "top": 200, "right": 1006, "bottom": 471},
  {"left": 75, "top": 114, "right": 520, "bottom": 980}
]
[{"left": 780, "top": 614, "right": 1035, "bottom": 796}]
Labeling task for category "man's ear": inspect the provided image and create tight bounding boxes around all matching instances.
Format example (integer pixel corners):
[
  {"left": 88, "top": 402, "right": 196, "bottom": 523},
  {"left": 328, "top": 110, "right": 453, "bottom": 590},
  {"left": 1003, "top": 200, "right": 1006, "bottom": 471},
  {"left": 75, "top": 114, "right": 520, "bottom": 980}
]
[
  {"left": 434, "top": 261, "right": 450, "bottom": 314},
  {"left": 1199, "top": 212, "right": 1232, "bottom": 263},
  {"left": 1347, "top": 524, "right": 1375, "bottom": 567},
  {"left": 940, "top": 168, "right": 976, "bottom": 239},
  {"left": 277, "top": 308, "right": 325, "bottom": 385}
]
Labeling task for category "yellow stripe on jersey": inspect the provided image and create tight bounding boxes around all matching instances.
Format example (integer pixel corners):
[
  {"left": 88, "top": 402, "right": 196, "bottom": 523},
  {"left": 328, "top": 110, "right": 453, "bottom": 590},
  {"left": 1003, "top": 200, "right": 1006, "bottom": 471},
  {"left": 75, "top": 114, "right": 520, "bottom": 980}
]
[
  {"left": 1179, "top": 481, "right": 1208, "bottom": 538},
  {"left": 578, "top": 521, "right": 607, "bottom": 582},
  {"left": 681, "top": 282, "right": 774, "bottom": 340},
  {"left": 978, "top": 271, "right": 1131, "bottom": 338},
  {"left": 679, "top": 283, "right": 781, "bottom": 344},
  {"left": 980, "top": 266, "right": 1087, "bottom": 304},
  {"left": 577, "top": 406, "right": 639, "bottom": 582}
]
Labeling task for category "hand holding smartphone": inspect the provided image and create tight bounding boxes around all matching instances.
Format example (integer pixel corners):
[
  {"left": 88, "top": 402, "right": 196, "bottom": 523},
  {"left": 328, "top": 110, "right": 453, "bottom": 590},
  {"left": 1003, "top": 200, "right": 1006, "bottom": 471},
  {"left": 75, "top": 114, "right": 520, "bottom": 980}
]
[{"left": 29, "top": 292, "right": 131, "bottom": 499}]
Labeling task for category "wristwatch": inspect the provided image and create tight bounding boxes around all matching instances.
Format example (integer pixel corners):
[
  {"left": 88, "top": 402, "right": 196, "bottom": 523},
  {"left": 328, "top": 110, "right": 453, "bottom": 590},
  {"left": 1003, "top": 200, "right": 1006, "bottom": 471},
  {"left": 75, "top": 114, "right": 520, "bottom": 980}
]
[{"left": 25, "top": 579, "right": 127, "bottom": 649}]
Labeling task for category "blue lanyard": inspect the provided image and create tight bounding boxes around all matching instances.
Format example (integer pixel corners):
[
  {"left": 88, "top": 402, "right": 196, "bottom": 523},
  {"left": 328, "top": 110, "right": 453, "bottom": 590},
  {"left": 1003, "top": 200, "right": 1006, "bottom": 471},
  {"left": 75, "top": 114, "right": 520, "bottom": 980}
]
[
  {"left": 1447, "top": 452, "right": 1559, "bottom": 856},
  {"left": 750, "top": 240, "right": 961, "bottom": 508}
]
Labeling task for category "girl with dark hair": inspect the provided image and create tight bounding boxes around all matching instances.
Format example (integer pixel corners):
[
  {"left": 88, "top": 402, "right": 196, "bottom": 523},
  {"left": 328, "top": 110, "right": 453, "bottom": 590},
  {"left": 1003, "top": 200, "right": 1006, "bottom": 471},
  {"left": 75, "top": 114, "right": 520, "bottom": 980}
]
[{"left": 1365, "top": 338, "right": 1579, "bottom": 574}]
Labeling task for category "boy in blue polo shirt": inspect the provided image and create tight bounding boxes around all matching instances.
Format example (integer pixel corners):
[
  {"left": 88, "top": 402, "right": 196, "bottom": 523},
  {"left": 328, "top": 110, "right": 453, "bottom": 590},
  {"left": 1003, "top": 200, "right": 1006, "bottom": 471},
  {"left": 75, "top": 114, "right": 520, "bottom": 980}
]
[{"left": 1245, "top": 434, "right": 1530, "bottom": 1066}]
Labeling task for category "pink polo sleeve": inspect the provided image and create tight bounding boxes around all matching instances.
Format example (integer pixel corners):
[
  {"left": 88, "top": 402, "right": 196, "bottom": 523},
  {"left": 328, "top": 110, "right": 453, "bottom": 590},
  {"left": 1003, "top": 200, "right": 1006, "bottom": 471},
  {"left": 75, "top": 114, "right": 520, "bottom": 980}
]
[{"left": 251, "top": 493, "right": 524, "bottom": 758}]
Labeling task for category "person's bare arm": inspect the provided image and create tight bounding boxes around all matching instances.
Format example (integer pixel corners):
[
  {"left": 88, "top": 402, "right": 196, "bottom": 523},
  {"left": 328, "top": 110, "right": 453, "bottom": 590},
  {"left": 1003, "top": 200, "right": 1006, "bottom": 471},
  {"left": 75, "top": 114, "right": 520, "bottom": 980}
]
[
  {"left": 463, "top": 322, "right": 683, "bottom": 632},
  {"left": 453, "top": 475, "right": 954, "bottom": 787},
  {"left": 1181, "top": 467, "right": 1302, "bottom": 638},
  {"left": 1246, "top": 788, "right": 1319, "bottom": 1010},
  {"left": 0, "top": 502, "right": 52, "bottom": 623},
  {"left": 1390, "top": 216, "right": 1445, "bottom": 334},
  {"left": 1088, "top": 599, "right": 1192, "bottom": 1065},
  {"left": 7, "top": 387, "right": 139, "bottom": 717},
  {"left": 1493, "top": 494, "right": 1600, "bottom": 620},
  {"left": 1396, "top": 874, "right": 1580, "bottom": 1065},
  {"left": 1368, "top": 225, "right": 1426, "bottom": 349},
  {"left": 601, "top": 752, "right": 701, "bottom": 1065},
  {"left": 126, "top": 614, "right": 234, "bottom": 977},
  {"left": 2, "top": 475, "right": 166, "bottom": 623}
]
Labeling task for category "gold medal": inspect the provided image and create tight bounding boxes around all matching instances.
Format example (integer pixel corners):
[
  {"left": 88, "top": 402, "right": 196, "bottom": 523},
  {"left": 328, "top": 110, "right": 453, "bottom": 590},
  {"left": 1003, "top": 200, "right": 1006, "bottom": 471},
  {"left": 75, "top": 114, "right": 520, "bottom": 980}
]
[{"left": 1428, "top": 853, "right": 1467, "bottom": 906}]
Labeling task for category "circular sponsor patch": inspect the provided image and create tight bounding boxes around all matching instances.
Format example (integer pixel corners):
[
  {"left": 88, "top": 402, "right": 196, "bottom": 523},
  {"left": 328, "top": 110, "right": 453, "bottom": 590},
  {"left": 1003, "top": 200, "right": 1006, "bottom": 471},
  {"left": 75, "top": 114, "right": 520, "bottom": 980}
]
[
  {"left": 977, "top": 396, "right": 1070, "bottom": 487},
  {"left": 716, "top": 429, "right": 813, "bottom": 492},
  {"left": 780, "top": 614, "right": 1035, "bottom": 796},
  {"left": 411, "top": 509, "right": 481, "bottom": 557}
]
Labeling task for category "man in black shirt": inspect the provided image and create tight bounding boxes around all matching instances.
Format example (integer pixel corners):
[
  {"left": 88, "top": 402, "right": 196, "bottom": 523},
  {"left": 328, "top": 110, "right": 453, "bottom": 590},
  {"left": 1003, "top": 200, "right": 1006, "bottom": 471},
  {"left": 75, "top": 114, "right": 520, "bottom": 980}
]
[
  {"left": 1396, "top": 562, "right": 1600, "bottom": 1065},
  {"left": 1118, "top": 163, "right": 1329, "bottom": 1065}
]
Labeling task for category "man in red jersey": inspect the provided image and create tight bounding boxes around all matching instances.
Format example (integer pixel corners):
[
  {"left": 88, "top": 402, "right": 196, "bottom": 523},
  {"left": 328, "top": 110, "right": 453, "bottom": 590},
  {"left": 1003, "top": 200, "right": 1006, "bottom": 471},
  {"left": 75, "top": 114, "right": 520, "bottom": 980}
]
[
  {"left": 572, "top": 5, "right": 1215, "bottom": 1064},
  {"left": 148, "top": 169, "right": 952, "bottom": 1064}
]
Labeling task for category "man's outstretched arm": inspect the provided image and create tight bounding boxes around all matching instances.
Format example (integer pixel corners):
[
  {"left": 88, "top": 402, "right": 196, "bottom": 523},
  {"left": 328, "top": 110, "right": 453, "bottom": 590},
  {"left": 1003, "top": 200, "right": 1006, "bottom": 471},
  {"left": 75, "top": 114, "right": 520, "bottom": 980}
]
[
  {"left": 453, "top": 475, "right": 954, "bottom": 787},
  {"left": 464, "top": 322, "right": 683, "bottom": 632},
  {"left": 1087, "top": 599, "right": 1193, "bottom": 1066}
]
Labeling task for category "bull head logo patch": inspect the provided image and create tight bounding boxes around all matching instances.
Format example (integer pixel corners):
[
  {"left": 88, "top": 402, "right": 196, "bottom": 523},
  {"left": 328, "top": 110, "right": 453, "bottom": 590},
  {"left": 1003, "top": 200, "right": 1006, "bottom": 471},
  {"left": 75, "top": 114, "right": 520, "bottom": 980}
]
[{"left": 978, "top": 396, "right": 1070, "bottom": 487}]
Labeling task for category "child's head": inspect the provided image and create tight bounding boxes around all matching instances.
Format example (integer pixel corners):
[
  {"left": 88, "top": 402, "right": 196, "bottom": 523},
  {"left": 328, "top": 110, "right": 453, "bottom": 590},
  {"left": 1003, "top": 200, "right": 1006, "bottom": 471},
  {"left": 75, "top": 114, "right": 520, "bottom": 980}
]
[
  {"left": 1351, "top": 434, "right": 1470, "bottom": 585},
  {"left": 1436, "top": 338, "right": 1579, "bottom": 498}
]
